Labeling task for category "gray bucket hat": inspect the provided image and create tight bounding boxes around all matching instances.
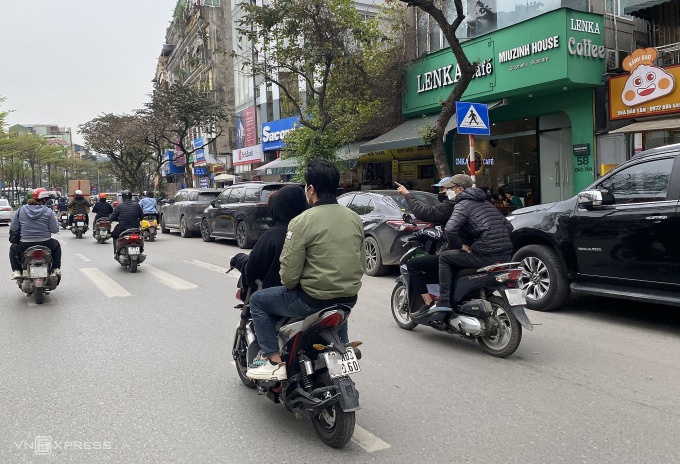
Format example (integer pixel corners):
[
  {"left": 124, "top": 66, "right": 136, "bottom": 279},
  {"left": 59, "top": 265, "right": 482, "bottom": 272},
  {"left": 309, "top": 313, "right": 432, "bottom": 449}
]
[{"left": 442, "top": 174, "right": 473, "bottom": 189}]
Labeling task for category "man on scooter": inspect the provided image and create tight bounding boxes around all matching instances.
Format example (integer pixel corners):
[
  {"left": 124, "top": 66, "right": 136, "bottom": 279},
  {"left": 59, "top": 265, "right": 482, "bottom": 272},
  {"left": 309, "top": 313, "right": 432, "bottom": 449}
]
[
  {"left": 139, "top": 191, "right": 158, "bottom": 220},
  {"left": 91, "top": 193, "right": 113, "bottom": 236},
  {"left": 426, "top": 174, "right": 513, "bottom": 315},
  {"left": 245, "top": 159, "right": 365, "bottom": 381},
  {"left": 67, "top": 189, "right": 91, "bottom": 227},
  {"left": 109, "top": 190, "right": 144, "bottom": 255}
]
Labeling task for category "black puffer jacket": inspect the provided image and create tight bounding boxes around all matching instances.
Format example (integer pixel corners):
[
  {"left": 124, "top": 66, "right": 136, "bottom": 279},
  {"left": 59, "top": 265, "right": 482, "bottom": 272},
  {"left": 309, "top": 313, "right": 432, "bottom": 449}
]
[
  {"left": 445, "top": 188, "right": 513, "bottom": 256},
  {"left": 92, "top": 198, "right": 113, "bottom": 220},
  {"left": 109, "top": 201, "right": 144, "bottom": 232},
  {"left": 231, "top": 185, "right": 307, "bottom": 289},
  {"left": 404, "top": 193, "right": 455, "bottom": 226}
]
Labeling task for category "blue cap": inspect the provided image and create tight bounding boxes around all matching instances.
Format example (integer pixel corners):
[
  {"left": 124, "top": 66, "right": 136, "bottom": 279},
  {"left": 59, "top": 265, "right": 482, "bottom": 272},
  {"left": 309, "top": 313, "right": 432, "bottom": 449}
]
[{"left": 432, "top": 176, "right": 452, "bottom": 187}]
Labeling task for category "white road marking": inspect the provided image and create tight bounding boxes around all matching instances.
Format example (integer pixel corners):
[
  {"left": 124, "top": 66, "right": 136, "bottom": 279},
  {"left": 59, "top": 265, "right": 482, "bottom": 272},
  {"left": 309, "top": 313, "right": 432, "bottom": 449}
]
[
  {"left": 143, "top": 265, "right": 198, "bottom": 290},
  {"left": 230, "top": 360, "right": 236, "bottom": 366},
  {"left": 351, "top": 425, "right": 391, "bottom": 453},
  {"left": 185, "top": 259, "right": 238, "bottom": 279},
  {"left": 75, "top": 253, "right": 91, "bottom": 262},
  {"left": 80, "top": 268, "right": 132, "bottom": 298}
]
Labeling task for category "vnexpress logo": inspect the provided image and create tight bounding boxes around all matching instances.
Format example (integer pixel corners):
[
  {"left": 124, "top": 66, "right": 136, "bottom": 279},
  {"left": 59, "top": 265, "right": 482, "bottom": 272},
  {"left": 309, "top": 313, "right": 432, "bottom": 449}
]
[
  {"left": 34, "top": 436, "right": 52, "bottom": 455},
  {"left": 14, "top": 435, "right": 112, "bottom": 455}
]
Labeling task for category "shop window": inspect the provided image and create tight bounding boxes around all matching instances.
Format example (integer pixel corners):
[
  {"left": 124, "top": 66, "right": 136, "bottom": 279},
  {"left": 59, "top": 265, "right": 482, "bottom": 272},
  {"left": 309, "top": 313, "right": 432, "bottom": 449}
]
[
  {"left": 420, "top": 164, "right": 435, "bottom": 179},
  {"left": 596, "top": 158, "right": 674, "bottom": 205}
]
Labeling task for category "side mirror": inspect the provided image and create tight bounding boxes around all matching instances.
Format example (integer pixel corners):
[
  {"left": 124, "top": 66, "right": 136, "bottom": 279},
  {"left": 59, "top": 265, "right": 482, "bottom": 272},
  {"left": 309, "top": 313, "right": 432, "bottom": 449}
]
[
  {"left": 577, "top": 190, "right": 603, "bottom": 209},
  {"left": 402, "top": 213, "right": 415, "bottom": 224},
  {"left": 210, "top": 200, "right": 216, "bottom": 208}
]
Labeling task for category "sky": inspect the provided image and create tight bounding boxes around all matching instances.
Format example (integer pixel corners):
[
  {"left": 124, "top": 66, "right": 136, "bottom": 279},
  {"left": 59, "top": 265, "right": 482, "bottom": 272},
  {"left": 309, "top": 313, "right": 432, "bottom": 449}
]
[{"left": 0, "top": 0, "right": 181, "bottom": 145}]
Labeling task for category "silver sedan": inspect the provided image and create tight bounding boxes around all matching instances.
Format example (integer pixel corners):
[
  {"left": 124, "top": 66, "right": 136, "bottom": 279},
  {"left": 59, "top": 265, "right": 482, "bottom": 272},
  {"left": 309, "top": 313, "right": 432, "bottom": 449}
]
[{"left": 0, "top": 198, "right": 14, "bottom": 225}]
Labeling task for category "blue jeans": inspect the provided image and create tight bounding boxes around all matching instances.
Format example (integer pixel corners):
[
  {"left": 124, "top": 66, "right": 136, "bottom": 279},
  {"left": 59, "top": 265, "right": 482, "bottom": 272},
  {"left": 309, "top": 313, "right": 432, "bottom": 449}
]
[{"left": 249, "top": 286, "right": 350, "bottom": 358}]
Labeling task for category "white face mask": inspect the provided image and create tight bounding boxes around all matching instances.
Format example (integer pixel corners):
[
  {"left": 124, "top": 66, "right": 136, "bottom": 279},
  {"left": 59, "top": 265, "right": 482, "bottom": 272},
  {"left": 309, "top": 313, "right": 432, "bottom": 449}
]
[
  {"left": 305, "top": 186, "right": 313, "bottom": 204},
  {"left": 446, "top": 188, "right": 458, "bottom": 200}
]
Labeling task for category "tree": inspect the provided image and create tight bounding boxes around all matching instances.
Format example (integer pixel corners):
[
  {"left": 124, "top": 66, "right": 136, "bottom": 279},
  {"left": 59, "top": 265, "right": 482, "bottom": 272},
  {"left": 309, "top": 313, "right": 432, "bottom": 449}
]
[
  {"left": 397, "top": 0, "right": 477, "bottom": 177},
  {"left": 146, "top": 83, "right": 228, "bottom": 188},
  {"left": 235, "top": 0, "right": 408, "bottom": 176}
]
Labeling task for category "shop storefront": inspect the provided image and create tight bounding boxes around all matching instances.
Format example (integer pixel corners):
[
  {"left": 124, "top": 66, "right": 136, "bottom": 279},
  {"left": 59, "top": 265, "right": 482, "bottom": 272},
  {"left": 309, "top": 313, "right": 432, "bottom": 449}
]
[{"left": 376, "top": 8, "right": 606, "bottom": 204}]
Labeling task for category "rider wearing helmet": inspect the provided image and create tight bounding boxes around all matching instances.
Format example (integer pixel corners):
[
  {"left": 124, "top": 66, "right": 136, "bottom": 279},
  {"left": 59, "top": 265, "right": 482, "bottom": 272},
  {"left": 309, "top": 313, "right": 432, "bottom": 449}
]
[
  {"left": 9, "top": 188, "right": 62, "bottom": 279},
  {"left": 67, "top": 189, "right": 92, "bottom": 227},
  {"left": 108, "top": 190, "right": 144, "bottom": 254},
  {"left": 91, "top": 193, "right": 113, "bottom": 236}
]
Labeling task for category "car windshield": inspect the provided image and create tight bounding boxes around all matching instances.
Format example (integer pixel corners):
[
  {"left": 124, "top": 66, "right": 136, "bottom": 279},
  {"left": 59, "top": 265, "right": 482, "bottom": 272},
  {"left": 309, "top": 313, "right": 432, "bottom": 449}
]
[
  {"left": 0, "top": 199, "right": 9, "bottom": 206},
  {"left": 382, "top": 192, "right": 439, "bottom": 211},
  {"left": 198, "top": 192, "right": 220, "bottom": 201}
]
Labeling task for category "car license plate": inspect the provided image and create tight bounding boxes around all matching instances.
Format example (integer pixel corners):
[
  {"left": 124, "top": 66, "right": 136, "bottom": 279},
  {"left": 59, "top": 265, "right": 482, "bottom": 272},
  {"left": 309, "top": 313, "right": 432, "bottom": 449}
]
[
  {"left": 324, "top": 348, "right": 361, "bottom": 378},
  {"left": 505, "top": 288, "right": 526, "bottom": 306},
  {"left": 30, "top": 266, "right": 48, "bottom": 278},
  {"left": 77, "top": 221, "right": 84, "bottom": 226},
  {"left": 128, "top": 246, "right": 140, "bottom": 255}
]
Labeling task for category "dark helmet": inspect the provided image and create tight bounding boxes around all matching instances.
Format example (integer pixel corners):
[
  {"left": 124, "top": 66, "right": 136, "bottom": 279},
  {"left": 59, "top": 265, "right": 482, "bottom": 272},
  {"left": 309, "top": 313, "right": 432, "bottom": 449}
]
[{"left": 121, "top": 190, "right": 132, "bottom": 201}]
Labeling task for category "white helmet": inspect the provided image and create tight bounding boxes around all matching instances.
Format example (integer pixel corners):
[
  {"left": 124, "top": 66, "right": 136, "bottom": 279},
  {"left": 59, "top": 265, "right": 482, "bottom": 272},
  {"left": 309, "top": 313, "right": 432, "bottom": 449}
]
[
  {"left": 37, "top": 190, "right": 51, "bottom": 200},
  {"left": 74, "top": 189, "right": 83, "bottom": 195}
]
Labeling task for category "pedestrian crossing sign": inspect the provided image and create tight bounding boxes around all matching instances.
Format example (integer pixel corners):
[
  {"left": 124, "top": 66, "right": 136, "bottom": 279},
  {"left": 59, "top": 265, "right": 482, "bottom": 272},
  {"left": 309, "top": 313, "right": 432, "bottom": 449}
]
[{"left": 455, "top": 102, "right": 490, "bottom": 135}]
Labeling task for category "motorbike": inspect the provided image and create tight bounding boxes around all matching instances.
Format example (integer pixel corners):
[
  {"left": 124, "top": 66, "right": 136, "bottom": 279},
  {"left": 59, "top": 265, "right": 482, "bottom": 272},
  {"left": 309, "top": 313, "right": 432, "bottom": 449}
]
[
  {"left": 58, "top": 212, "right": 69, "bottom": 229},
  {"left": 390, "top": 214, "right": 533, "bottom": 358},
  {"left": 114, "top": 228, "right": 146, "bottom": 273},
  {"left": 141, "top": 215, "right": 157, "bottom": 242},
  {"left": 16, "top": 246, "right": 60, "bottom": 304},
  {"left": 93, "top": 217, "right": 112, "bottom": 244},
  {"left": 231, "top": 273, "right": 362, "bottom": 448},
  {"left": 70, "top": 213, "right": 88, "bottom": 238}
]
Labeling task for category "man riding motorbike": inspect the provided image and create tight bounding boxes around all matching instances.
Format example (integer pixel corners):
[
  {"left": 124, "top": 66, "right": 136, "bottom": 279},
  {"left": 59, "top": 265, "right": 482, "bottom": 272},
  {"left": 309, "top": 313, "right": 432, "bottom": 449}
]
[
  {"left": 245, "top": 159, "right": 365, "bottom": 381},
  {"left": 56, "top": 196, "right": 68, "bottom": 213},
  {"left": 68, "top": 189, "right": 91, "bottom": 227},
  {"left": 108, "top": 190, "right": 144, "bottom": 255},
  {"left": 138, "top": 191, "right": 158, "bottom": 220},
  {"left": 91, "top": 193, "right": 114, "bottom": 236},
  {"left": 9, "top": 188, "right": 62, "bottom": 279},
  {"left": 427, "top": 174, "right": 514, "bottom": 315}
]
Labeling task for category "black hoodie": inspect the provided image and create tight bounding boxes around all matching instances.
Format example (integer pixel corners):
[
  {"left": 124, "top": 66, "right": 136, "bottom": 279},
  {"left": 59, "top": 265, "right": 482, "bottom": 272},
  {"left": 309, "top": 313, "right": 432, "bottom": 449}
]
[{"left": 236, "top": 185, "right": 307, "bottom": 288}]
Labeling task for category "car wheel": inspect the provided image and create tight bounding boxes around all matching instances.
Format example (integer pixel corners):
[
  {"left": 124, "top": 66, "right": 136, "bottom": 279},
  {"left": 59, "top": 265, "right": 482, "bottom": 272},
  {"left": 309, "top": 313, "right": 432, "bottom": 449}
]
[
  {"left": 201, "top": 218, "right": 215, "bottom": 242},
  {"left": 179, "top": 216, "right": 193, "bottom": 238},
  {"left": 160, "top": 215, "right": 169, "bottom": 234},
  {"left": 513, "top": 244, "right": 569, "bottom": 311},
  {"left": 364, "top": 236, "right": 386, "bottom": 276},
  {"left": 236, "top": 221, "right": 255, "bottom": 249}
]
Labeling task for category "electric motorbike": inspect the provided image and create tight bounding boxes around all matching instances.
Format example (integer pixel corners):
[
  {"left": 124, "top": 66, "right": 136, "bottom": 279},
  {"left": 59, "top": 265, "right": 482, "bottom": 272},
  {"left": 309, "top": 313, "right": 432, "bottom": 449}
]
[
  {"left": 70, "top": 213, "right": 88, "bottom": 238},
  {"left": 114, "top": 228, "right": 146, "bottom": 273},
  {"left": 141, "top": 215, "right": 157, "bottom": 242},
  {"left": 16, "top": 246, "right": 60, "bottom": 304},
  {"left": 93, "top": 217, "right": 112, "bottom": 243},
  {"left": 58, "top": 212, "right": 69, "bottom": 229},
  {"left": 231, "top": 272, "right": 362, "bottom": 448},
  {"left": 391, "top": 214, "right": 533, "bottom": 358}
]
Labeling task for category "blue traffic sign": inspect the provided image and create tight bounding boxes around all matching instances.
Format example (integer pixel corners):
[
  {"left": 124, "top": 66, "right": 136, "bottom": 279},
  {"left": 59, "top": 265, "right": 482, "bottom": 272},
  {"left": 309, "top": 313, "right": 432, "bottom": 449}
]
[{"left": 456, "top": 102, "right": 490, "bottom": 135}]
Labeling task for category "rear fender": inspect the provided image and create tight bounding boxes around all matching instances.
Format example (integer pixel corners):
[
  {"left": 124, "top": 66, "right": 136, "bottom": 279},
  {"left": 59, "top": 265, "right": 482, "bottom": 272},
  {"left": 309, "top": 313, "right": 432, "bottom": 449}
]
[{"left": 334, "top": 376, "right": 360, "bottom": 412}]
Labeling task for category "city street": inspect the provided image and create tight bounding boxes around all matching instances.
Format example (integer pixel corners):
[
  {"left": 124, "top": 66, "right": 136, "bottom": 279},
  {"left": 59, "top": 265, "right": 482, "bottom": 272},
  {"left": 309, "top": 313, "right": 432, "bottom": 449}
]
[{"left": 1, "top": 221, "right": 679, "bottom": 463}]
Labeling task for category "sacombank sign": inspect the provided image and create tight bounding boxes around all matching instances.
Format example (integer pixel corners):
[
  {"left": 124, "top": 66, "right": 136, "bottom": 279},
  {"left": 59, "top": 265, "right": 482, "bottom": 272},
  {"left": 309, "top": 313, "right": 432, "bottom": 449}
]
[{"left": 261, "top": 116, "right": 299, "bottom": 151}]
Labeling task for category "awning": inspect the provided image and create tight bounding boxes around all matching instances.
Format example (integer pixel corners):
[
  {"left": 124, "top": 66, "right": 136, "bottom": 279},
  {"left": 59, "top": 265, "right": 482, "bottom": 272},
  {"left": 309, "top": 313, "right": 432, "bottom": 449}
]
[
  {"left": 214, "top": 173, "right": 234, "bottom": 182},
  {"left": 624, "top": 0, "right": 671, "bottom": 16},
  {"left": 358, "top": 114, "right": 457, "bottom": 153},
  {"left": 609, "top": 118, "right": 680, "bottom": 134},
  {"left": 252, "top": 158, "right": 283, "bottom": 175}
]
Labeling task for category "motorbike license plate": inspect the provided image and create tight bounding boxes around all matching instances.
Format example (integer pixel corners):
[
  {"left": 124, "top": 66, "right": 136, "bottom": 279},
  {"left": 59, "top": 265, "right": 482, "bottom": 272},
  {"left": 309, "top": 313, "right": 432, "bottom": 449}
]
[
  {"left": 324, "top": 348, "right": 361, "bottom": 378},
  {"left": 77, "top": 221, "right": 84, "bottom": 226},
  {"left": 30, "top": 266, "right": 48, "bottom": 278},
  {"left": 505, "top": 288, "right": 527, "bottom": 306},
  {"left": 128, "top": 246, "right": 140, "bottom": 255}
]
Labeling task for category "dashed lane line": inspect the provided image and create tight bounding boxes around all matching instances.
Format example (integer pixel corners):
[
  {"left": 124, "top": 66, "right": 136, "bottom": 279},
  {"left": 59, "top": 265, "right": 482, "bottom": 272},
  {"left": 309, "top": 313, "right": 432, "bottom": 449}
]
[
  {"left": 80, "top": 268, "right": 132, "bottom": 298},
  {"left": 143, "top": 264, "right": 198, "bottom": 290},
  {"left": 185, "top": 259, "right": 239, "bottom": 280},
  {"left": 75, "top": 253, "right": 91, "bottom": 262},
  {"left": 352, "top": 425, "right": 391, "bottom": 453}
]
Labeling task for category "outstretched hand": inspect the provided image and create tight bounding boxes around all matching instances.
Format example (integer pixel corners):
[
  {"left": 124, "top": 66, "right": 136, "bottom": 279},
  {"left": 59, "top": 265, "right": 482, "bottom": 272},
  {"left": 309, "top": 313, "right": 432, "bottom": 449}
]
[{"left": 395, "top": 182, "right": 409, "bottom": 196}]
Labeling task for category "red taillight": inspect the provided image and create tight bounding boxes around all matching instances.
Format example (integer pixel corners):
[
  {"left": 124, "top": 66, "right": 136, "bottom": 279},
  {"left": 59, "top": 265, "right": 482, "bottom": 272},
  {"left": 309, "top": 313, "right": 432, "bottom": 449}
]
[
  {"left": 31, "top": 249, "right": 45, "bottom": 260},
  {"left": 508, "top": 269, "right": 522, "bottom": 280},
  {"left": 129, "top": 234, "right": 141, "bottom": 240},
  {"left": 317, "top": 312, "right": 344, "bottom": 328},
  {"left": 1, "top": 207, "right": 10, "bottom": 211},
  {"left": 98, "top": 222, "right": 110, "bottom": 228},
  {"left": 236, "top": 288, "right": 242, "bottom": 300},
  {"left": 387, "top": 220, "right": 432, "bottom": 232},
  {"left": 76, "top": 215, "right": 84, "bottom": 220}
]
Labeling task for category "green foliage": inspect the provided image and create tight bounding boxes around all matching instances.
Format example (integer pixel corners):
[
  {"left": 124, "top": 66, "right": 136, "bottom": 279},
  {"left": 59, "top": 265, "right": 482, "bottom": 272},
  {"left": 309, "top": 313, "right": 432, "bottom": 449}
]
[{"left": 415, "top": 115, "right": 436, "bottom": 145}]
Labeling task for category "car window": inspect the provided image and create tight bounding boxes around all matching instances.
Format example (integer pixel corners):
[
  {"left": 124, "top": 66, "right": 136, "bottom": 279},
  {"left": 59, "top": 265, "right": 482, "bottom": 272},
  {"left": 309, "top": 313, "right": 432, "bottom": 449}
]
[
  {"left": 188, "top": 191, "right": 199, "bottom": 201},
  {"left": 261, "top": 185, "right": 285, "bottom": 202},
  {"left": 597, "top": 158, "right": 674, "bottom": 205},
  {"left": 228, "top": 187, "right": 245, "bottom": 203},
  {"left": 244, "top": 188, "right": 260, "bottom": 203},
  {"left": 0, "top": 199, "right": 9, "bottom": 206},
  {"left": 338, "top": 194, "right": 354, "bottom": 207},
  {"left": 348, "top": 194, "right": 373, "bottom": 215},
  {"left": 214, "top": 188, "right": 231, "bottom": 205},
  {"left": 198, "top": 192, "right": 220, "bottom": 201}
]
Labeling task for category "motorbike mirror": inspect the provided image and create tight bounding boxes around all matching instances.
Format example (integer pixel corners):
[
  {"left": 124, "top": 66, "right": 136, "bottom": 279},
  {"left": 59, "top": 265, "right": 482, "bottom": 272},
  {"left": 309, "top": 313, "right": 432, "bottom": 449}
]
[
  {"left": 402, "top": 213, "right": 415, "bottom": 224},
  {"left": 210, "top": 200, "right": 216, "bottom": 208}
]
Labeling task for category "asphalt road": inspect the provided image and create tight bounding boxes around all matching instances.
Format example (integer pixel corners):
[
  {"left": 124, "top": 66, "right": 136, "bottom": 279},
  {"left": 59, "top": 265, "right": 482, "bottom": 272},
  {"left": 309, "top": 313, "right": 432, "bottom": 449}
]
[{"left": 1, "top": 219, "right": 679, "bottom": 463}]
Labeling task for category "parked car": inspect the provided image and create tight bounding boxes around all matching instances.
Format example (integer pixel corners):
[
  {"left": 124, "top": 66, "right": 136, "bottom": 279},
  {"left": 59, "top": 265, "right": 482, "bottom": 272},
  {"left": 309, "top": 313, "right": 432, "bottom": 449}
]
[
  {"left": 507, "top": 143, "right": 680, "bottom": 311},
  {"left": 112, "top": 193, "right": 140, "bottom": 208},
  {"left": 338, "top": 190, "right": 439, "bottom": 276},
  {"left": 0, "top": 198, "right": 14, "bottom": 225},
  {"left": 200, "top": 182, "right": 299, "bottom": 248},
  {"left": 159, "top": 188, "right": 223, "bottom": 238}
]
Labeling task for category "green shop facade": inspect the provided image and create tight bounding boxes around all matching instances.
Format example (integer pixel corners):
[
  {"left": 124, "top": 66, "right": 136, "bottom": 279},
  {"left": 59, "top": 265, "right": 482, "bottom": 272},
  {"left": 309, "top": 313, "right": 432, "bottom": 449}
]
[{"left": 401, "top": 8, "right": 606, "bottom": 205}]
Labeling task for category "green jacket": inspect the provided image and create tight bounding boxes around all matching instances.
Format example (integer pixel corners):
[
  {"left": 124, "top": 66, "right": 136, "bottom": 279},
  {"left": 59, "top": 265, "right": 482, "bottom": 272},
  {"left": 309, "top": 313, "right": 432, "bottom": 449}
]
[{"left": 280, "top": 200, "right": 366, "bottom": 300}]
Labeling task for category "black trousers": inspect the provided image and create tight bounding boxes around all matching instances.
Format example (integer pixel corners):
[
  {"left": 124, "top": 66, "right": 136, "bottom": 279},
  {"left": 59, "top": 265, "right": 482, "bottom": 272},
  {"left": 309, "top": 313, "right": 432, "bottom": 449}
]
[
  {"left": 406, "top": 255, "right": 439, "bottom": 296},
  {"left": 10, "top": 239, "right": 62, "bottom": 272},
  {"left": 69, "top": 213, "right": 89, "bottom": 226},
  {"left": 438, "top": 250, "right": 510, "bottom": 307}
]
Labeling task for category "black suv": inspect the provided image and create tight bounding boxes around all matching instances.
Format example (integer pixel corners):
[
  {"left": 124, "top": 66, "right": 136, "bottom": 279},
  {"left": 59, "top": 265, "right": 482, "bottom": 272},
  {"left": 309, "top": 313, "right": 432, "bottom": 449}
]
[
  {"left": 200, "top": 182, "right": 298, "bottom": 248},
  {"left": 507, "top": 143, "right": 680, "bottom": 311}
]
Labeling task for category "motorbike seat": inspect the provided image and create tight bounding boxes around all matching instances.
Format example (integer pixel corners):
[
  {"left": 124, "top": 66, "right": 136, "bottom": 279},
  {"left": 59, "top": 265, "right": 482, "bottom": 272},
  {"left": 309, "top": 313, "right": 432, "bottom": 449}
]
[{"left": 120, "top": 228, "right": 142, "bottom": 236}]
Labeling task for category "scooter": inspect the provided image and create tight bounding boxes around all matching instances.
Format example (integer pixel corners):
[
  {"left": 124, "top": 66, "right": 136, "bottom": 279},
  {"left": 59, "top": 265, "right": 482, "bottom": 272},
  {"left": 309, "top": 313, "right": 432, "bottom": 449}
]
[
  {"left": 114, "top": 228, "right": 146, "bottom": 273},
  {"left": 93, "top": 217, "right": 112, "bottom": 244},
  {"left": 70, "top": 214, "right": 88, "bottom": 239},
  {"left": 231, "top": 272, "right": 362, "bottom": 448},
  {"left": 16, "top": 246, "right": 60, "bottom": 304},
  {"left": 390, "top": 214, "right": 533, "bottom": 358},
  {"left": 58, "top": 212, "right": 69, "bottom": 229},
  {"left": 141, "top": 215, "right": 157, "bottom": 242}
]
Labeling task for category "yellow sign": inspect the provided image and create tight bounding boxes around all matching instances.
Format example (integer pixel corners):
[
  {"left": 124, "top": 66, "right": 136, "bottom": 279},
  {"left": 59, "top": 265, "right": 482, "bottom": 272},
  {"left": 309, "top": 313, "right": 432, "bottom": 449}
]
[
  {"left": 392, "top": 160, "right": 399, "bottom": 177},
  {"left": 400, "top": 164, "right": 417, "bottom": 178},
  {"left": 609, "top": 49, "right": 680, "bottom": 120},
  {"left": 601, "top": 164, "right": 619, "bottom": 175},
  {"left": 358, "top": 145, "right": 433, "bottom": 163}
]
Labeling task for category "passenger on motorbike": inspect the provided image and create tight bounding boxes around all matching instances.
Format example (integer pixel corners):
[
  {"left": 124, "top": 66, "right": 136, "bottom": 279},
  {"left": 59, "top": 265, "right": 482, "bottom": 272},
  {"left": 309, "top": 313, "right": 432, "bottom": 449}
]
[
  {"left": 9, "top": 188, "right": 62, "bottom": 280},
  {"left": 246, "top": 159, "right": 366, "bottom": 381},
  {"left": 138, "top": 191, "right": 158, "bottom": 220},
  {"left": 428, "top": 174, "right": 514, "bottom": 315},
  {"left": 56, "top": 197, "right": 68, "bottom": 212},
  {"left": 91, "top": 193, "right": 114, "bottom": 236},
  {"left": 230, "top": 185, "right": 307, "bottom": 289},
  {"left": 109, "top": 190, "right": 144, "bottom": 255},
  {"left": 68, "top": 189, "right": 91, "bottom": 227}
]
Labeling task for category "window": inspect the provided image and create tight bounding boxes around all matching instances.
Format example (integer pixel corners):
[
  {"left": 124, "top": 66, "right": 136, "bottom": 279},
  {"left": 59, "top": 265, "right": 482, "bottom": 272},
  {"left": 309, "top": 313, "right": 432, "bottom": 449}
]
[
  {"left": 597, "top": 158, "right": 675, "bottom": 205},
  {"left": 215, "top": 189, "right": 231, "bottom": 205},
  {"left": 174, "top": 191, "right": 189, "bottom": 202},
  {"left": 189, "top": 191, "right": 199, "bottom": 201},
  {"left": 338, "top": 194, "right": 355, "bottom": 207},
  {"left": 348, "top": 194, "right": 374, "bottom": 215},
  {"left": 605, "top": 0, "right": 632, "bottom": 17},
  {"left": 199, "top": 192, "right": 220, "bottom": 201},
  {"left": 228, "top": 187, "right": 245, "bottom": 203},
  {"left": 261, "top": 185, "right": 284, "bottom": 203},
  {"left": 244, "top": 188, "right": 260, "bottom": 203}
]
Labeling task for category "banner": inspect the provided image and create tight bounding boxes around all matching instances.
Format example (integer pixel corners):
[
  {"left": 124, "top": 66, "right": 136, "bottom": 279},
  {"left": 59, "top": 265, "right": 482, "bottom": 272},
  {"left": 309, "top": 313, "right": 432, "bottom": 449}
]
[{"left": 233, "top": 144, "right": 264, "bottom": 166}]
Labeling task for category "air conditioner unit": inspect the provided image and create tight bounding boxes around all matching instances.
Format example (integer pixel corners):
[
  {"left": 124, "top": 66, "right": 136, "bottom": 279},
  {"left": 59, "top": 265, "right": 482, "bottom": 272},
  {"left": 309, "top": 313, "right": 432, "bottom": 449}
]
[{"left": 604, "top": 48, "right": 618, "bottom": 71}]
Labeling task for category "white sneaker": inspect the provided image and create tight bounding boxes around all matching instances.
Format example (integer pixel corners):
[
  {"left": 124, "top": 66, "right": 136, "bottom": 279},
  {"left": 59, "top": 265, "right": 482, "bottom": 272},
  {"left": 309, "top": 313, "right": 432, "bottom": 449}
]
[
  {"left": 246, "top": 361, "right": 287, "bottom": 381},
  {"left": 51, "top": 268, "right": 61, "bottom": 277},
  {"left": 11, "top": 270, "right": 21, "bottom": 280}
]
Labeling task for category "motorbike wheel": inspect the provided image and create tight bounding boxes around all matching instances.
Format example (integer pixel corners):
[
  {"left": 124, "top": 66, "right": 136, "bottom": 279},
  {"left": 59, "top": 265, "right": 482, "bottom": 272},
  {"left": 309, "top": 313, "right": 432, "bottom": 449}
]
[
  {"left": 98, "top": 238, "right": 105, "bottom": 244},
  {"left": 35, "top": 287, "right": 45, "bottom": 305},
  {"left": 477, "top": 296, "right": 522, "bottom": 358},
  {"left": 311, "top": 377, "right": 356, "bottom": 448},
  {"left": 391, "top": 282, "right": 418, "bottom": 330},
  {"left": 233, "top": 328, "right": 256, "bottom": 389},
  {"left": 76, "top": 229, "right": 82, "bottom": 239},
  {"left": 129, "top": 259, "right": 138, "bottom": 273},
  {"left": 148, "top": 234, "right": 155, "bottom": 242}
]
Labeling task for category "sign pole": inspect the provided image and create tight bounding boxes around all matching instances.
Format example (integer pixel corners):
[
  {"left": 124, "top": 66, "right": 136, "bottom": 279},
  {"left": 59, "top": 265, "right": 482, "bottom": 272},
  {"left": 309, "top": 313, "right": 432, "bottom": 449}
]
[{"left": 469, "top": 135, "right": 476, "bottom": 187}]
